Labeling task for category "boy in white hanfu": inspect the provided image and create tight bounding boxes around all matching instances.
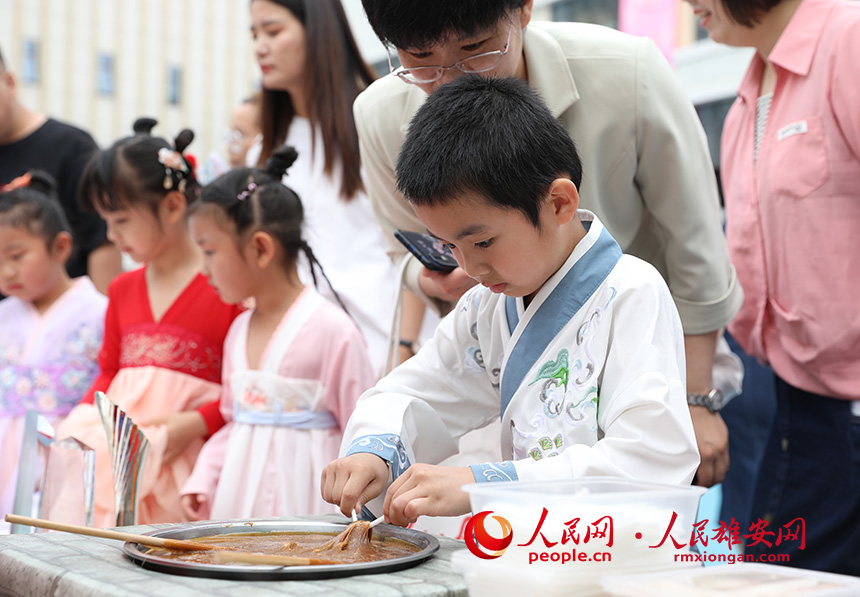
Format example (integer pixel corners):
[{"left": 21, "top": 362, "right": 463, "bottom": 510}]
[{"left": 321, "top": 76, "right": 699, "bottom": 527}]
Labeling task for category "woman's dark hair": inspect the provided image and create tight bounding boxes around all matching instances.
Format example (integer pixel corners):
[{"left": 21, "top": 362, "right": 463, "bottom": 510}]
[
  {"left": 361, "top": 0, "right": 525, "bottom": 50},
  {"left": 255, "top": 0, "right": 376, "bottom": 201},
  {"left": 719, "top": 0, "right": 783, "bottom": 27},
  {"left": 197, "top": 144, "right": 349, "bottom": 313},
  {"left": 396, "top": 76, "right": 582, "bottom": 229},
  {"left": 0, "top": 170, "right": 72, "bottom": 249},
  {"left": 78, "top": 117, "right": 199, "bottom": 214}
]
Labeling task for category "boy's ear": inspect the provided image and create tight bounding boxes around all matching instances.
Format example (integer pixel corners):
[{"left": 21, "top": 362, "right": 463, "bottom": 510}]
[
  {"left": 51, "top": 231, "right": 74, "bottom": 264},
  {"left": 547, "top": 177, "right": 579, "bottom": 225},
  {"left": 248, "top": 230, "right": 276, "bottom": 269}
]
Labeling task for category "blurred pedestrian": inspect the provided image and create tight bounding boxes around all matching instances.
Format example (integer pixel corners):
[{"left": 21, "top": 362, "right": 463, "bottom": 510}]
[{"left": 0, "top": 46, "right": 121, "bottom": 295}]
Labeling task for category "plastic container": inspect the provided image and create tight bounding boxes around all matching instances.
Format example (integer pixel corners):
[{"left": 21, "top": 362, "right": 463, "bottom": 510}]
[
  {"left": 601, "top": 562, "right": 860, "bottom": 597},
  {"left": 457, "top": 477, "right": 708, "bottom": 595},
  {"left": 451, "top": 548, "right": 610, "bottom": 597},
  {"left": 464, "top": 477, "right": 707, "bottom": 566}
]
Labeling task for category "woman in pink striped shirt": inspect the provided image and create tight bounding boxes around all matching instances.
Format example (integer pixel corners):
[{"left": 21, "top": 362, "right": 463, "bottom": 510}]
[{"left": 686, "top": 0, "right": 860, "bottom": 577}]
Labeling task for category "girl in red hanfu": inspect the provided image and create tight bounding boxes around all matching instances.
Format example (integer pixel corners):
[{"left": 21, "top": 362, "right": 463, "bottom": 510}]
[{"left": 58, "top": 118, "right": 242, "bottom": 527}]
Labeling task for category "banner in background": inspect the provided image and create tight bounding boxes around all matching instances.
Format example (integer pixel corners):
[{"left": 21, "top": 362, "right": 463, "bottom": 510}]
[{"left": 618, "top": 0, "right": 679, "bottom": 63}]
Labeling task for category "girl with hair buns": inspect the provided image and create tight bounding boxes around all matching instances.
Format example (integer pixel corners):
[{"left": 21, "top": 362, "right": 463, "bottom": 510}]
[
  {"left": 0, "top": 170, "right": 107, "bottom": 530},
  {"left": 180, "top": 145, "right": 374, "bottom": 519},
  {"left": 57, "top": 118, "right": 242, "bottom": 527}
]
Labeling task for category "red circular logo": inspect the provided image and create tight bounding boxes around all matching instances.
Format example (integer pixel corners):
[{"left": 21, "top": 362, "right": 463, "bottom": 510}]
[{"left": 464, "top": 511, "right": 513, "bottom": 559}]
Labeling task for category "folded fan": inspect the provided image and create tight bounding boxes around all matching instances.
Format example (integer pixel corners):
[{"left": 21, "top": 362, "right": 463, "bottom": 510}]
[{"left": 95, "top": 391, "right": 150, "bottom": 526}]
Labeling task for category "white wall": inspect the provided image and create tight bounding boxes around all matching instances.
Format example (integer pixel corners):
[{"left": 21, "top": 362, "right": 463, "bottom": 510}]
[
  {"left": 0, "top": 0, "right": 622, "bottom": 160},
  {"left": 1, "top": 0, "right": 258, "bottom": 161}
]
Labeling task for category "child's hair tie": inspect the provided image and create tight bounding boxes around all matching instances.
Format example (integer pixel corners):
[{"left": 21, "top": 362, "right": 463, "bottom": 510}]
[
  {"left": 237, "top": 182, "right": 257, "bottom": 202},
  {"left": 157, "top": 147, "right": 190, "bottom": 192},
  {"left": 0, "top": 172, "right": 33, "bottom": 194}
]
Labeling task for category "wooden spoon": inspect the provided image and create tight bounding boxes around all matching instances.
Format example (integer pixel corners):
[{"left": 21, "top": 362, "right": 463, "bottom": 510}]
[
  {"left": 5, "top": 513, "right": 227, "bottom": 552},
  {"left": 6, "top": 514, "right": 346, "bottom": 566}
]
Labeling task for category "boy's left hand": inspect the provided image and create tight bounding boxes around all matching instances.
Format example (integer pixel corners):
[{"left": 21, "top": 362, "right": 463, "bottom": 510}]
[{"left": 383, "top": 464, "right": 475, "bottom": 527}]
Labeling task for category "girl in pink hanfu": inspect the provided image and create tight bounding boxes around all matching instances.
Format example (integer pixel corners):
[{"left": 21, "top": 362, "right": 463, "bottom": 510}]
[
  {"left": 0, "top": 171, "right": 107, "bottom": 529},
  {"left": 180, "top": 146, "right": 374, "bottom": 519},
  {"left": 58, "top": 120, "right": 242, "bottom": 527}
]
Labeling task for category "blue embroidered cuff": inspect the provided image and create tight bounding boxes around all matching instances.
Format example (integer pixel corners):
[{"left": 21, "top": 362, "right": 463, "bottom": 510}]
[
  {"left": 345, "top": 434, "right": 410, "bottom": 479},
  {"left": 470, "top": 461, "right": 519, "bottom": 483}
]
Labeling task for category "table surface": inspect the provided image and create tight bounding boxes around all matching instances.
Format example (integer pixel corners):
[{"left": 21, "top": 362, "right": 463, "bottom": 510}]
[{"left": 0, "top": 517, "right": 469, "bottom": 597}]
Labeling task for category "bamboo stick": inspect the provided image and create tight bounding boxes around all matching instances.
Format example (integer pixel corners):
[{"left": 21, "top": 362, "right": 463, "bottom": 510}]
[{"left": 4, "top": 514, "right": 223, "bottom": 552}]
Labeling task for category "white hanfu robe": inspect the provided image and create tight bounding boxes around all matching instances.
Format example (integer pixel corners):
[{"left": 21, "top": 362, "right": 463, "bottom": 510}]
[{"left": 342, "top": 212, "right": 699, "bottom": 494}]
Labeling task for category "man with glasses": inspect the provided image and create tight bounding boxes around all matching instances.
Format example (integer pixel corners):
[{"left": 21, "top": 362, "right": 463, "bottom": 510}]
[{"left": 354, "top": 0, "right": 743, "bottom": 489}]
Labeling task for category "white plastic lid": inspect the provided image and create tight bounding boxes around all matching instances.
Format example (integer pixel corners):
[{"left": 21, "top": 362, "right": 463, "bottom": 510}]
[{"left": 601, "top": 562, "right": 860, "bottom": 597}]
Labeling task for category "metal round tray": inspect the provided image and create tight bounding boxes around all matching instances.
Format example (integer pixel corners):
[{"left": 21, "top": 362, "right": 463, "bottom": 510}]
[{"left": 123, "top": 519, "right": 440, "bottom": 580}]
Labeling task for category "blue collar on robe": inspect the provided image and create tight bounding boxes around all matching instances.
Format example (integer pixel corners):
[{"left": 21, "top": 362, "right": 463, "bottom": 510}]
[{"left": 500, "top": 223, "right": 622, "bottom": 417}]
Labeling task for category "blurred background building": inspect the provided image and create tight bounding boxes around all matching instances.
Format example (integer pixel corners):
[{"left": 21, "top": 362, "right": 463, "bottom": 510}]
[{"left": 1, "top": 0, "right": 751, "bottom": 174}]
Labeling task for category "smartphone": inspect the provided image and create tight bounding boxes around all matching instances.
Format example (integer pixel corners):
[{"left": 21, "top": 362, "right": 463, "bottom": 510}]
[{"left": 394, "top": 230, "right": 459, "bottom": 273}]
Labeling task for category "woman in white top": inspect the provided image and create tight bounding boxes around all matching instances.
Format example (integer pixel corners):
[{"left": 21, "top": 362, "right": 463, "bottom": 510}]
[{"left": 249, "top": 0, "right": 398, "bottom": 375}]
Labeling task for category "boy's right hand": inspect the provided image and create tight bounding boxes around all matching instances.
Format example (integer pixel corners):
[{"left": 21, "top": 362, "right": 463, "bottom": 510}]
[
  {"left": 180, "top": 493, "right": 209, "bottom": 521},
  {"left": 418, "top": 267, "right": 477, "bottom": 303},
  {"left": 320, "top": 453, "right": 390, "bottom": 517}
]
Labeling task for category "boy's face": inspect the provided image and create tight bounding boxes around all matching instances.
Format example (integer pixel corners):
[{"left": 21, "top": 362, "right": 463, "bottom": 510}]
[
  {"left": 394, "top": 3, "right": 533, "bottom": 94},
  {"left": 413, "top": 188, "right": 575, "bottom": 303}
]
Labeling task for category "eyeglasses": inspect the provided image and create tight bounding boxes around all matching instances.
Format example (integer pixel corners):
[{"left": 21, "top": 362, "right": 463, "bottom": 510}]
[
  {"left": 226, "top": 130, "right": 261, "bottom": 155},
  {"left": 387, "top": 22, "right": 513, "bottom": 85}
]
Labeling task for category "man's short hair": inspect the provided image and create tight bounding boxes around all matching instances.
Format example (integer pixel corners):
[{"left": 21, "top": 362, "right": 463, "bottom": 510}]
[
  {"left": 0, "top": 45, "right": 6, "bottom": 70},
  {"left": 396, "top": 76, "right": 582, "bottom": 228},
  {"left": 361, "top": 0, "right": 525, "bottom": 49}
]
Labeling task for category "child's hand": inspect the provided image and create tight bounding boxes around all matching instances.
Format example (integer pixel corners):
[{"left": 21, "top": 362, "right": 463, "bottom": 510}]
[
  {"left": 145, "top": 411, "right": 208, "bottom": 464},
  {"left": 418, "top": 267, "right": 477, "bottom": 302},
  {"left": 181, "top": 493, "right": 209, "bottom": 521},
  {"left": 320, "top": 453, "right": 390, "bottom": 517},
  {"left": 383, "top": 464, "right": 474, "bottom": 527}
]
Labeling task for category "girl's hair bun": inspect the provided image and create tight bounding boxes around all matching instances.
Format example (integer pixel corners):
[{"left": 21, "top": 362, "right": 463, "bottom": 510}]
[
  {"left": 133, "top": 117, "right": 158, "bottom": 135},
  {"left": 26, "top": 169, "right": 59, "bottom": 198},
  {"left": 265, "top": 145, "right": 299, "bottom": 180},
  {"left": 174, "top": 129, "right": 195, "bottom": 154}
]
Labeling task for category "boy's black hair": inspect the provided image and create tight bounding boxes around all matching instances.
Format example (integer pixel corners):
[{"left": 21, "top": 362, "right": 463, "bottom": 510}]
[
  {"left": 396, "top": 76, "right": 582, "bottom": 228},
  {"left": 0, "top": 170, "right": 73, "bottom": 249},
  {"left": 79, "top": 117, "right": 198, "bottom": 214},
  {"left": 195, "top": 145, "right": 349, "bottom": 314},
  {"left": 361, "top": 0, "right": 525, "bottom": 50}
]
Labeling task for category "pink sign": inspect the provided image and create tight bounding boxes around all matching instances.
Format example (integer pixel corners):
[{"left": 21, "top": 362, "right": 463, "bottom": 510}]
[{"left": 618, "top": 0, "right": 679, "bottom": 63}]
